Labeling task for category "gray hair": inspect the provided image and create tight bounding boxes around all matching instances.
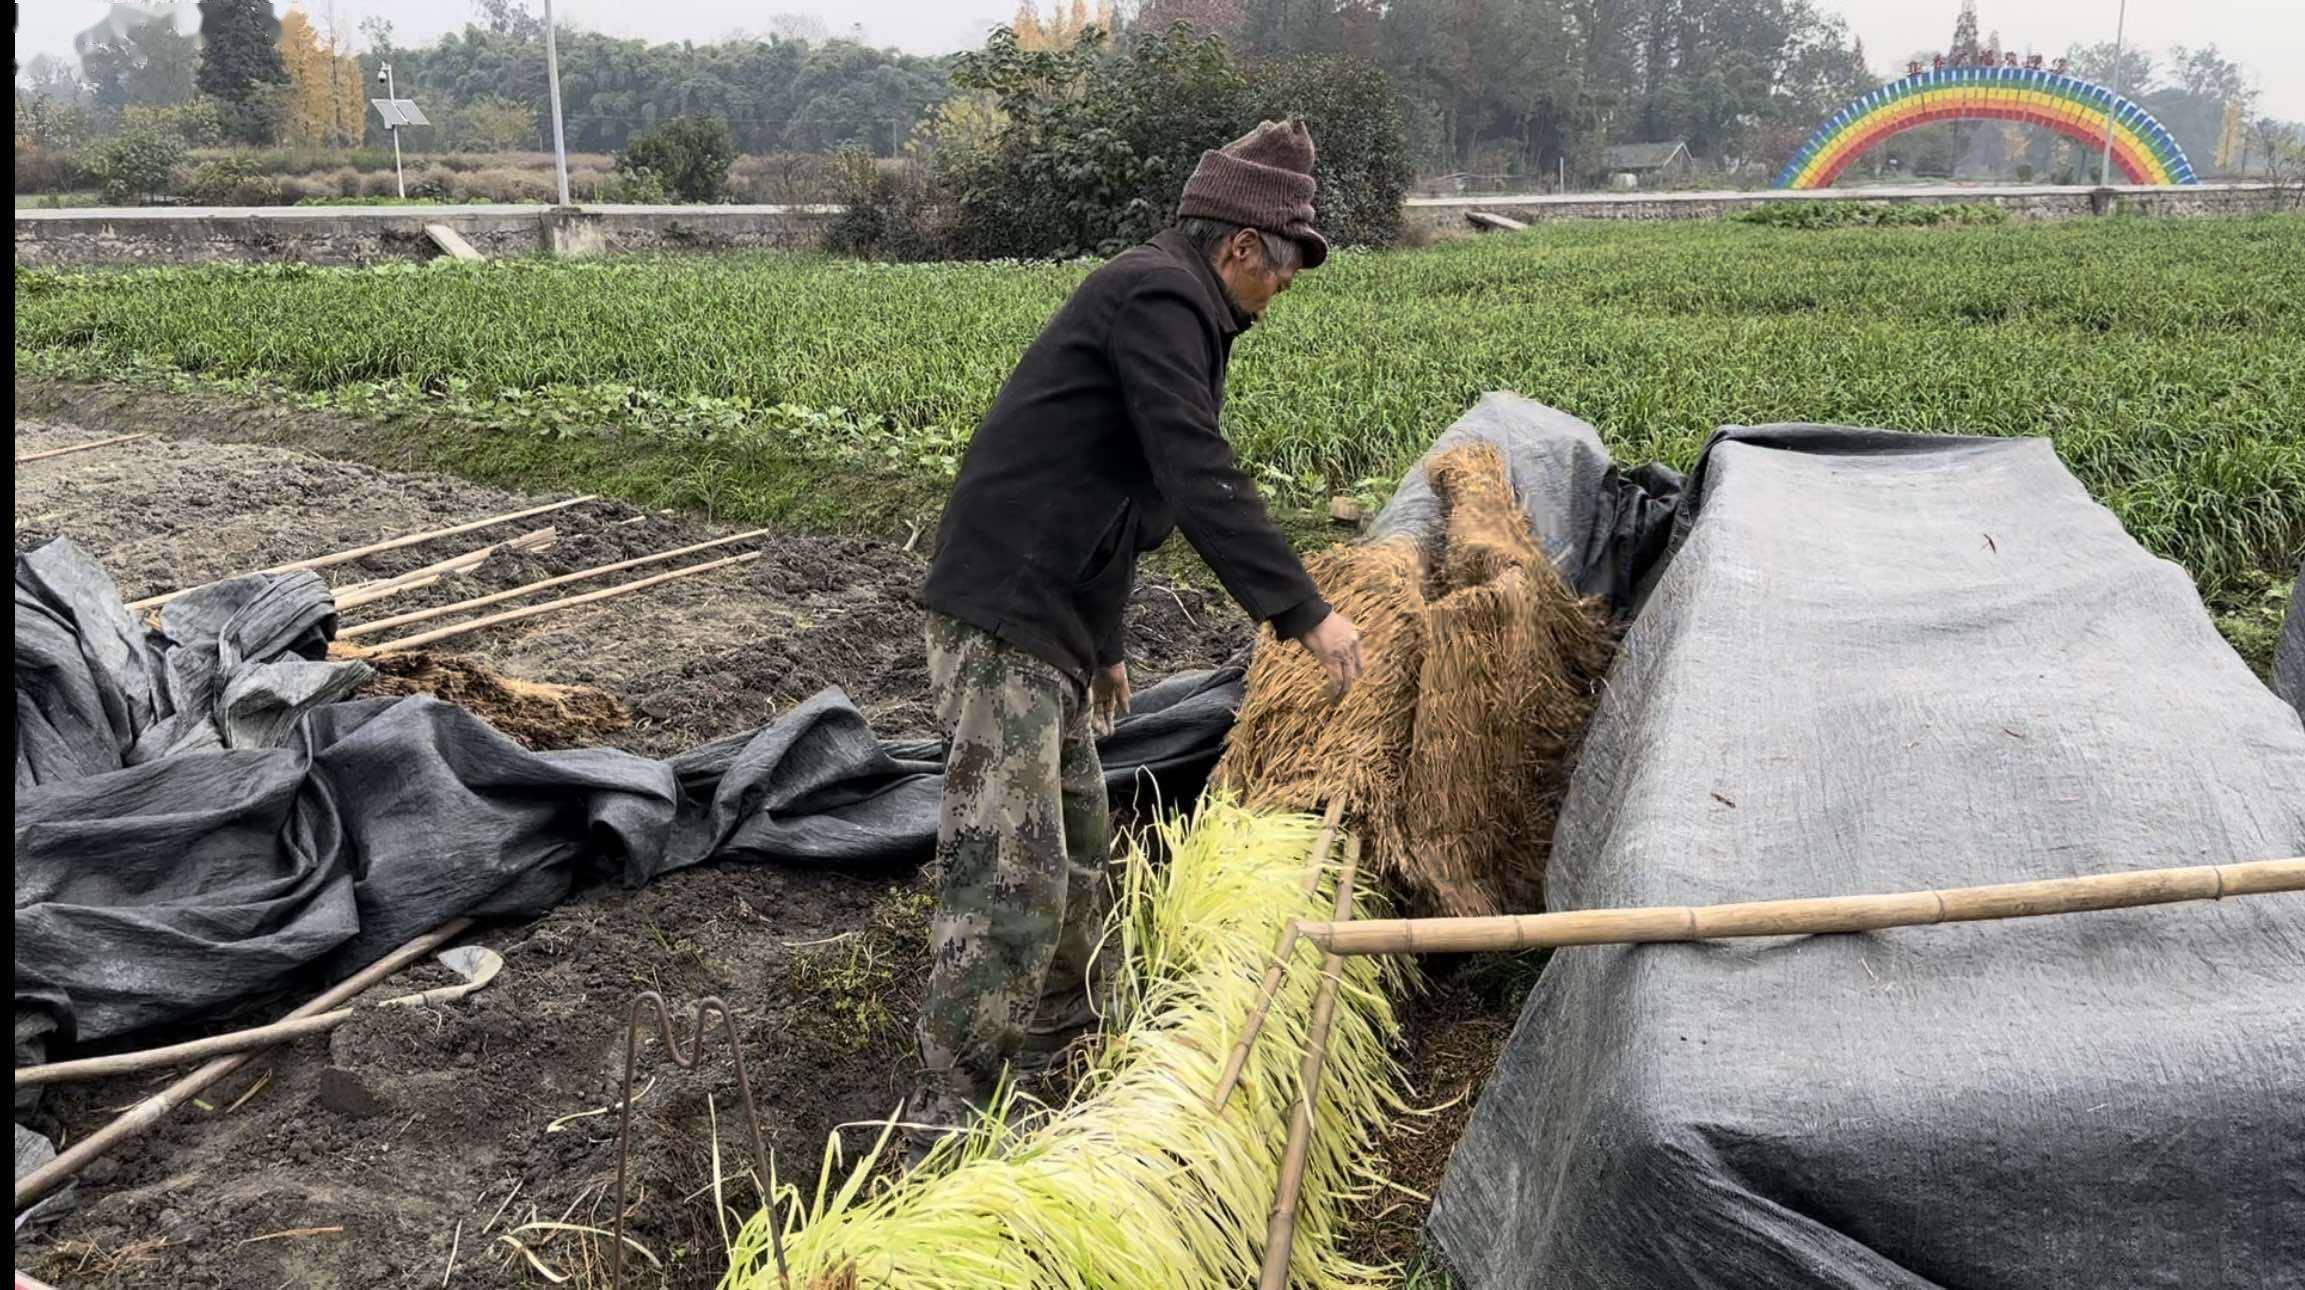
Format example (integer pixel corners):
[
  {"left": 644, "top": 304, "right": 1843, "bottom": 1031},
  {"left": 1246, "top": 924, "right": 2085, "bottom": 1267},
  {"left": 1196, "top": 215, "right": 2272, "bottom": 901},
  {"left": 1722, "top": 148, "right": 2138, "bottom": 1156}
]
[{"left": 1175, "top": 217, "right": 1303, "bottom": 272}]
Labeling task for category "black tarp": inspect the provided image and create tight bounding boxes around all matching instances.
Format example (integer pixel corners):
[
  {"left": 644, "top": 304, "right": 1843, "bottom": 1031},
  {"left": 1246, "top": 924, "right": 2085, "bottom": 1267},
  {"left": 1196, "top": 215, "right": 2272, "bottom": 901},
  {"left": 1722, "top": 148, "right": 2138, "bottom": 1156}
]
[
  {"left": 1425, "top": 423, "right": 2305, "bottom": 1287},
  {"left": 14, "top": 540, "right": 1241, "bottom": 1054}
]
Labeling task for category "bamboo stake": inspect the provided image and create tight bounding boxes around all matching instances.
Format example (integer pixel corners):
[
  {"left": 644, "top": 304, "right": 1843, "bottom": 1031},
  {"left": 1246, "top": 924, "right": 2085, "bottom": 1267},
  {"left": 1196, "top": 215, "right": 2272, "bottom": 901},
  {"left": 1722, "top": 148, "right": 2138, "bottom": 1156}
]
[
  {"left": 16, "top": 432, "right": 150, "bottom": 464},
  {"left": 1259, "top": 833, "right": 1363, "bottom": 1290},
  {"left": 361, "top": 550, "right": 760, "bottom": 655},
  {"left": 13, "top": 918, "right": 474, "bottom": 1211},
  {"left": 1209, "top": 799, "right": 1347, "bottom": 1112},
  {"left": 331, "top": 528, "right": 559, "bottom": 610},
  {"left": 14, "top": 950, "right": 503, "bottom": 1089},
  {"left": 1294, "top": 856, "right": 2305, "bottom": 958},
  {"left": 127, "top": 495, "right": 599, "bottom": 611},
  {"left": 340, "top": 528, "right": 770, "bottom": 639}
]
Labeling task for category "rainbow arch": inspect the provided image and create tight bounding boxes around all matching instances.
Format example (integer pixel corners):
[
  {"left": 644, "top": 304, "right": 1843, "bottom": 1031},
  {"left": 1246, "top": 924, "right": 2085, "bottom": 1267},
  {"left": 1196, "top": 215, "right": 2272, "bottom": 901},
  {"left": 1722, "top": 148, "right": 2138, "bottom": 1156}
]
[{"left": 1775, "top": 67, "right": 2198, "bottom": 189}]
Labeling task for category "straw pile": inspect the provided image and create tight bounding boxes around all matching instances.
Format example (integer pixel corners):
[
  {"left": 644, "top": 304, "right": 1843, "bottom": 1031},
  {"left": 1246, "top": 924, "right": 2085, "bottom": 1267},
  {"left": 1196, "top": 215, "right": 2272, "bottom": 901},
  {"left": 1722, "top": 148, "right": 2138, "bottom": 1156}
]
[
  {"left": 729, "top": 801, "right": 1404, "bottom": 1290},
  {"left": 1217, "top": 442, "right": 1611, "bottom": 916}
]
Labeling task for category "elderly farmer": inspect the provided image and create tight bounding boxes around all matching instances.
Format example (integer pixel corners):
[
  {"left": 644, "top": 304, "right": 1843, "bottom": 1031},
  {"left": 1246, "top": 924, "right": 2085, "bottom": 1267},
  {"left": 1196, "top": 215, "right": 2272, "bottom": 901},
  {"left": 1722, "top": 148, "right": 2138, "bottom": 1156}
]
[{"left": 908, "top": 117, "right": 1364, "bottom": 1145}]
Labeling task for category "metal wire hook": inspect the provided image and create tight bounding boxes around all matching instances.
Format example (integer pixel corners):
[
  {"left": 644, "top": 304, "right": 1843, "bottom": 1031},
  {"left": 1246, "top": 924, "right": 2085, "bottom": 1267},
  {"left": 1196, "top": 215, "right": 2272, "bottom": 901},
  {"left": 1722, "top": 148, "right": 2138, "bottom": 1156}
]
[{"left": 610, "top": 992, "right": 790, "bottom": 1290}]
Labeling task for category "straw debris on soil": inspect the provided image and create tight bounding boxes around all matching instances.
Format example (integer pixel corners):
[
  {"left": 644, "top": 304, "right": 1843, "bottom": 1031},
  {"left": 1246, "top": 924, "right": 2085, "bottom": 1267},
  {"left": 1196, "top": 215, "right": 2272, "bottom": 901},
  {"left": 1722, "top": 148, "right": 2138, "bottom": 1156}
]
[
  {"left": 1218, "top": 442, "right": 1612, "bottom": 917},
  {"left": 349, "top": 647, "right": 634, "bottom": 750}
]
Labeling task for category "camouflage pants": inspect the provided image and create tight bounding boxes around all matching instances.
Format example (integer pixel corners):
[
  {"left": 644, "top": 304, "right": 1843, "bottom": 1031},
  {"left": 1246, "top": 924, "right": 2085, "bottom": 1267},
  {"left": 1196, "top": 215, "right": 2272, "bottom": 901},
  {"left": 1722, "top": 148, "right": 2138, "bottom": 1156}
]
[{"left": 916, "top": 614, "right": 1113, "bottom": 1106}]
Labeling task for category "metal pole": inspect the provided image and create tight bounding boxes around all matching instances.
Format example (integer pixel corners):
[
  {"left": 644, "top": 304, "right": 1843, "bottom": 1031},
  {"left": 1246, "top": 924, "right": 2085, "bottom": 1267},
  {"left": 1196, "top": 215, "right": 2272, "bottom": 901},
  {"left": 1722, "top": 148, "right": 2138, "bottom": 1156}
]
[
  {"left": 387, "top": 63, "right": 404, "bottom": 200},
  {"left": 2098, "top": 0, "right": 2127, "bottom": 186},
  {"left": 544, "top": 0, "right": 572, "bottom": 207}
]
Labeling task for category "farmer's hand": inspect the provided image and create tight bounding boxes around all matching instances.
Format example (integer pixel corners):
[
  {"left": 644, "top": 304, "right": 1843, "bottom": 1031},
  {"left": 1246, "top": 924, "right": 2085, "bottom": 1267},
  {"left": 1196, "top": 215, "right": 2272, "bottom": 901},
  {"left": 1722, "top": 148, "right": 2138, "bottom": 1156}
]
[
  {"left": 1297, "top": 612, "right": 1363, "bottom": 699},
  {"left": 1093, "top": 662, "right": 1131, "bottom": 736}
]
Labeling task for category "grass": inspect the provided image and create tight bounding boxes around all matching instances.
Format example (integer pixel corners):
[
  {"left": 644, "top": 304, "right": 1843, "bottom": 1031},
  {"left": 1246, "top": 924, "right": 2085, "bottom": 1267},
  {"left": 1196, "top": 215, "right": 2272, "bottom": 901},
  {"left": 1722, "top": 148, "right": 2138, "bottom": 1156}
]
[{"left": 15, "top": 218, "right": 2303, "bottom": 618}]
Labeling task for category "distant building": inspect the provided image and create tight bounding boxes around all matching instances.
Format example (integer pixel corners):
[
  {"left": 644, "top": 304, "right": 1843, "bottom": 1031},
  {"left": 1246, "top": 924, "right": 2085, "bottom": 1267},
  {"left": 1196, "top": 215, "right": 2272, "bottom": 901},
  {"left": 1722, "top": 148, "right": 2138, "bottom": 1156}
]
[{"left": 1598, "top": 140, "right": 1694, "bottom": 187}]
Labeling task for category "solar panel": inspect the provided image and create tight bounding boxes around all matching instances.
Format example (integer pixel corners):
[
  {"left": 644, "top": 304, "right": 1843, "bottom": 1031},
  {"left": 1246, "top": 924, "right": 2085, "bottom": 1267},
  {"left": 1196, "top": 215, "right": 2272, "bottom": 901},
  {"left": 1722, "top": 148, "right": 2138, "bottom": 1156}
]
[{"left": 370, "top": 99, "right": 429, "bottom": 128}]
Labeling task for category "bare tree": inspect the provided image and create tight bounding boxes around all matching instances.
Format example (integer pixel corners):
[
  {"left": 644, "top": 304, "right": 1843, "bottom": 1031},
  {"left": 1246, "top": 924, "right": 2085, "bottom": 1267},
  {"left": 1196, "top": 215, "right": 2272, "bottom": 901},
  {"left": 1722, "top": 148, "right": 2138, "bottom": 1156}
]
[{"left": 2250, "top": 119, "right": 2305, "bottom": 211}]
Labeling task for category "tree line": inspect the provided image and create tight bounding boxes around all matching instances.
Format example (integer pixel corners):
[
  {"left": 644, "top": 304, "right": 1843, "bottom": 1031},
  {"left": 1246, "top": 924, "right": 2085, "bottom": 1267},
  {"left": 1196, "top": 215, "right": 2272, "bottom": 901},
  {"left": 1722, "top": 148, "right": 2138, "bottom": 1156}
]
[{"left": 15, "top": 0, "right": 2294, "bottom": 193}]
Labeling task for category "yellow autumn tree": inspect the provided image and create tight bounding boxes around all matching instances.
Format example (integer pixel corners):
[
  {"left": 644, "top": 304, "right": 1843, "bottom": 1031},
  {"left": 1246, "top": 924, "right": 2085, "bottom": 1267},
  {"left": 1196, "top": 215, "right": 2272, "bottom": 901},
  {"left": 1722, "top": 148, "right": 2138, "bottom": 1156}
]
[
  {"left": 279, "top": 4, "right": 368, "bottom": 147},
  {"left": 330, "top": 20, "right": 368, "bottom": 147},
  {"left": 1012, "top": 0, "right": 1113, "bottom": 51}
]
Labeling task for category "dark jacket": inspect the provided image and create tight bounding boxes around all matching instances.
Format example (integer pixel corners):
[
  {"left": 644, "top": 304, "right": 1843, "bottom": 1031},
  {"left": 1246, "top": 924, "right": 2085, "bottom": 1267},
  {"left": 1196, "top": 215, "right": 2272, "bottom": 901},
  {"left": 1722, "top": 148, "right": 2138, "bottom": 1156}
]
[{"left": 920, "top": 229, "right": 1329, "bottom": 682}]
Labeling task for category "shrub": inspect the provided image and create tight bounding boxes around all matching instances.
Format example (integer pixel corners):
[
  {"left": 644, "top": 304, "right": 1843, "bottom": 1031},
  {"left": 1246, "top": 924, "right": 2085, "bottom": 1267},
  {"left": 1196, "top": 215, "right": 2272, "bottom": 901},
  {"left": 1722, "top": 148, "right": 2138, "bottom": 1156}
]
[
  {"left": 617, "top": 115, "right": 739, "bottom": 204},
  {"left": 88, "top": 128, "right": 185, "bottom": 204},
  {"left": 1729, "top": 200, "right": 2011, "bottom": 229},
  {"left": 837, "top": 23, "right": 1411, "bottom": 262},
  {"left": 15, "top": 145, "right": 89, "bottom": 195},
  {"left": 121, "top": 98, "right": 229, "bottom": 148},
  {"left": 823, "top": 151, "right": 947, "bottom": 260},
  {"left": 181, "top": 153, "right": 283, "bottom": 205}
]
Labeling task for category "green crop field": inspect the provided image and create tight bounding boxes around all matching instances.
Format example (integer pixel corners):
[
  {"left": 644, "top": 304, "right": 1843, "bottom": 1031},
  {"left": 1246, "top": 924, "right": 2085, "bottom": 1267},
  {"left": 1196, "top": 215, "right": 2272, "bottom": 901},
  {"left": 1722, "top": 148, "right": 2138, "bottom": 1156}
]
[{"left": 16, "top": 217, "right": 2303, "bottom": 630}]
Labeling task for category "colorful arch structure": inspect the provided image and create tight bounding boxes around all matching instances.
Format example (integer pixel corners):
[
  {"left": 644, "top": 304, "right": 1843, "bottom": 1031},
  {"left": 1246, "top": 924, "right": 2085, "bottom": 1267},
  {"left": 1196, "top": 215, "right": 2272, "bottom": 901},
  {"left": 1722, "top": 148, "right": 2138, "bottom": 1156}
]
[{"left": 1775, "top": 67, "right": 2198, "bottom": 189}]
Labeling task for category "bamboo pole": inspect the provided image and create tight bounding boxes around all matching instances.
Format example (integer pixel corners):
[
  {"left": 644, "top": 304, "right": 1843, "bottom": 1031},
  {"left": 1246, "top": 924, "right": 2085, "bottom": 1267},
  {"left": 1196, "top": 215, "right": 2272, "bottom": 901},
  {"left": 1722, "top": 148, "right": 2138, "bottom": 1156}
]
[
  {"left": 16, "top": 432, "right": 150, "bottom": 464},
  {"left": 127, "top": 495, "right": 599, "bottom": 611},
  {"left": 1294, "top": 856, "right": 2305, "bottom": 958},
  {"left": 340, "top": 528, "right": 770, "bottom": 639},
  {"left": 331, "top": 528, "right": 559, "bottom": 610},
  {"left": 14, "top": 949, "right": 502, "bottom": 1089},
  {"left": 1208, "top": 799, "right": 1347, "bottom": 1112},
  {"left": 13, "top": 919, "right": 474, "bottom": 1211},
  {"left": 361, "top": 550, "right": 760, "bottom": 655},
  {"left": 1259, "top": 834, "right": 1363, "bottom": 1290}
]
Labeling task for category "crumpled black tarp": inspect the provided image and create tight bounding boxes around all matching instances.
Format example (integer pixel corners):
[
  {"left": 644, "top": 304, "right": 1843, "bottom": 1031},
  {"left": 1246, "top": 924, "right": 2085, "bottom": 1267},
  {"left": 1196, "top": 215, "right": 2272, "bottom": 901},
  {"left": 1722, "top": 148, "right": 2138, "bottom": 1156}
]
[
  {"left": 13, "top": 539, "right": 1241, "bottom": 1053},
  {"left": 1366, "top": 391, "right": 1683, "bottom": 613},
  {"left": 15, "top": 539, "right": 374, "bottom": 788},
  {"left": 1426, "top": 423, "right": 2305, "bottom": 1288},
  {"left": 2278, "top": 561, "right": 2305, "bottom": 717}
]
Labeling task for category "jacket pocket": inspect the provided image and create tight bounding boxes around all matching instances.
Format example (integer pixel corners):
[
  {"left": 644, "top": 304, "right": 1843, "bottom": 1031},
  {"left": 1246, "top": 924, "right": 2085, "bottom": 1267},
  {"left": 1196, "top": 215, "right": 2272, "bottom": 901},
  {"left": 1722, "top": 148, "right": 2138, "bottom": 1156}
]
[{"left": 1076, "top": 500, "right": 1135, "bottom": 587}]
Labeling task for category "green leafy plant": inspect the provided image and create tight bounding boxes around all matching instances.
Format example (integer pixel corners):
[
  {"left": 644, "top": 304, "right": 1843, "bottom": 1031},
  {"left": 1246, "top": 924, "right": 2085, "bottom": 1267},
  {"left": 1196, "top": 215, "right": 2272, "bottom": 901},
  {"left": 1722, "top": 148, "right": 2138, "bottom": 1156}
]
[
  {"left": 616, "top": 114, "right": 739, "bottom": 204},
  {"left": 86, "top": 127, "right": 184, "bottom": 204}
]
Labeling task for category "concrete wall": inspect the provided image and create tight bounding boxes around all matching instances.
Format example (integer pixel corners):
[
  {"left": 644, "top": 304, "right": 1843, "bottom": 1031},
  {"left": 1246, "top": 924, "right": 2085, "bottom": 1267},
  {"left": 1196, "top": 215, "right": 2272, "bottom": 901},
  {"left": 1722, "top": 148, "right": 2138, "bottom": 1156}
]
[
  {"left": 13, "top": 203, "right": 842, "bottom": 268},
  {"left": 1403, "top": 182, "right": 2293, "bottom": 235},
  {"left": 14, "top": 185, "right": 2290, "bottom": 267}
]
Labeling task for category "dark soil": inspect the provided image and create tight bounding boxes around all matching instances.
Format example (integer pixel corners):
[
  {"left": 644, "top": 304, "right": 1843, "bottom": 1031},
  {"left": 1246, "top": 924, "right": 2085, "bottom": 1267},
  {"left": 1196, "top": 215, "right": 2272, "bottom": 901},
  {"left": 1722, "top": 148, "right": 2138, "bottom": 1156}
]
[{"left": 1342, "top": 957, "right": 1538, "bottom": 1274}]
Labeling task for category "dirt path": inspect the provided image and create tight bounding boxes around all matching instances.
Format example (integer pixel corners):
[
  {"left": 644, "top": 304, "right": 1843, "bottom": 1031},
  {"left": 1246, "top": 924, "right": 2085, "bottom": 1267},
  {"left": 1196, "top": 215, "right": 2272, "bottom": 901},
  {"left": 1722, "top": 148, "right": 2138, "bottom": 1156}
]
[{"left": 12, "top": 415, "right": 1254, "bottom": 1289}]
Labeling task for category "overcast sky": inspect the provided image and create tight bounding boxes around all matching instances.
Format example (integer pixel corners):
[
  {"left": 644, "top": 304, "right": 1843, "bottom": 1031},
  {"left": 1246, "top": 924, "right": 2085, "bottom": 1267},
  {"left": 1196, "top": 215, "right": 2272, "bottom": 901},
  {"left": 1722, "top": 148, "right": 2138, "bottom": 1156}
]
[{"left": 17, "top": 0, "right": 2304, "bottom": 120}]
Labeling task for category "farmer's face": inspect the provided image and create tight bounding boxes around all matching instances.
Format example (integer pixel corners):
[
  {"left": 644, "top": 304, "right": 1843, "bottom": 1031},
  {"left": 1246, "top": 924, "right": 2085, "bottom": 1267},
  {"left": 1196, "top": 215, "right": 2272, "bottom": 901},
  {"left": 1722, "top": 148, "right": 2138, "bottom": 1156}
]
[{"left": 1216, "top": 228, "right": 1298, "bottom": 318}]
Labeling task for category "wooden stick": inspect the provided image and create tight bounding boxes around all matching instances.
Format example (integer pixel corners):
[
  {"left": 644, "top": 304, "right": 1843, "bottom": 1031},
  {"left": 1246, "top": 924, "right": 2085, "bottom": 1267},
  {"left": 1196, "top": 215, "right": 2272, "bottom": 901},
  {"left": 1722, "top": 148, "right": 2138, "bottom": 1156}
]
[
  {"left": 361, "top": 550, "right": 760, "bottom": 655},
  {"left": 16, "top": 432, "right": 150, "bottom": 464},
  {"left": 127, "top": 495, "right": 598, "bottom": 610},
  {"left": 332, "top": 528, "right": 559, "bottom": 610},
  {"left": 1209, "top": 799, "right": 1347, "bottom": 1112},
  {"left": 14, "top": 950, "right": 503, "bottom": 1088},
  {"left": 1259, "top": 834, "right": 1362, "bottom": 1290},
  {"left": 12, "top": 918, "right": 473, "bottom": 1211},
  {"left": 1294, "top": 856, "right": 2305, "bottom": 957},
  {"left": 340, "top": 528, "right": 770, "bottom": 639}
]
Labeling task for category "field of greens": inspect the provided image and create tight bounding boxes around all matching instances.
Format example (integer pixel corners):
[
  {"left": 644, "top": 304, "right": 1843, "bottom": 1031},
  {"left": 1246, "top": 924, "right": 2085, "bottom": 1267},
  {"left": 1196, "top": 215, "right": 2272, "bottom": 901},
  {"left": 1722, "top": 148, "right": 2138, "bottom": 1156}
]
[{"left": 16, "top": 217, "right": 2303, "bottom": 620}]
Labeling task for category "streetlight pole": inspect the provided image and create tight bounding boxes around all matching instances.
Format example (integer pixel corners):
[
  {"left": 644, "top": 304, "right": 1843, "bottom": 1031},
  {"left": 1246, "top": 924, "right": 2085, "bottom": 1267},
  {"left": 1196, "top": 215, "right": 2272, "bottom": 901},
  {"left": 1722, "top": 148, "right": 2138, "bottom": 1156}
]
[
  {"left": 543, "top": 0, "right": 572, "bottom": 207},
  {"left": 384, "top": 61, "right": 405, "bottom": 201},
  {"left": 2098, "top": 0, "right": 2128, "bottom": 186}
]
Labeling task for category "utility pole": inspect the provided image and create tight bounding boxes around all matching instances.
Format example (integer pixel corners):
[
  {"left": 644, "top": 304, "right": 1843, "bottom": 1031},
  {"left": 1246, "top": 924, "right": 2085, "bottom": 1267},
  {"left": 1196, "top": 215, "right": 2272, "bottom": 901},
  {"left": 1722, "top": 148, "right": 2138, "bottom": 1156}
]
[
  {"left": 544, "top": 0, "right": 572, "bottom": 207},
  {"left": 382, "top": 61, "right": 404, "bottom": 200},
  {"left": 2098, "top": 0, "right": 2127, "bottom": 186}
]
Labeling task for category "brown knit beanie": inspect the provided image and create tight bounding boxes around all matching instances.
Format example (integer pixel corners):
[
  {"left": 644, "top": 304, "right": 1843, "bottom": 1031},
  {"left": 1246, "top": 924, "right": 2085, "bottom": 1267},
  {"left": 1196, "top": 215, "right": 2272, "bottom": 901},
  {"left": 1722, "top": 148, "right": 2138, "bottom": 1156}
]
[{"left": 1176, "top": 117, "right": 1329, "bottom": 269}]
